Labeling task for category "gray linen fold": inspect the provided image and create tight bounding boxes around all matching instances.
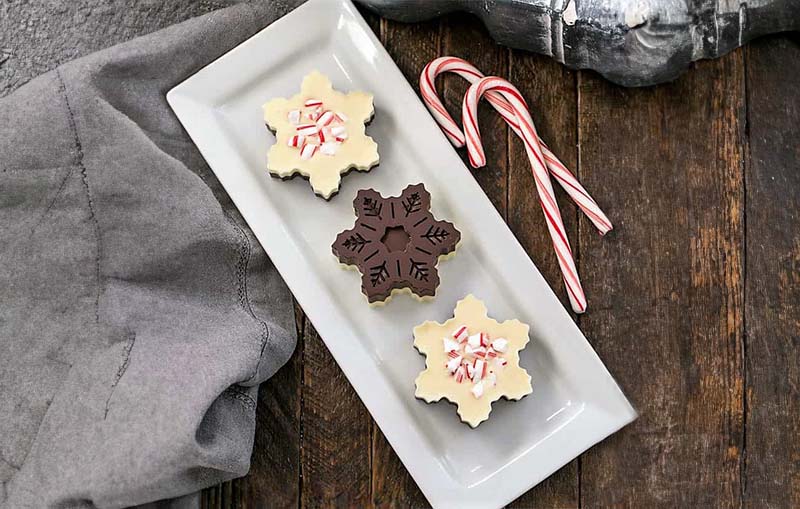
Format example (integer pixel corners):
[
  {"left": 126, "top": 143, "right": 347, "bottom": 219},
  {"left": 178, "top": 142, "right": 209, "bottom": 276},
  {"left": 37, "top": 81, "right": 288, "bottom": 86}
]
[{"left": 0, "top": 2, "right": 304, "bottom": 507}]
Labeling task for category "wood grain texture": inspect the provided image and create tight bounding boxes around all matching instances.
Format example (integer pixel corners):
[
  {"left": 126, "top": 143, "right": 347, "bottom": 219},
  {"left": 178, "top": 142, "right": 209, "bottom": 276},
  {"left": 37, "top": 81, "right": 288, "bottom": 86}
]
[
  {"left": 440, "top": 13, "right": 509, "bottom": 215},
  {"left": 369, "top": 14, "right": 439, "bottom": 509},
  {"left": 201, "top": 480, "right": 235, "bottom": 509},
  {"left": 9, "top": 3, "right": 800, "bottom": 508},
  {"left": 203, "top": 301, "right": 304, "bottom": 509},
  {"left": 506, "top": 51, "right": 580, "bottom": 509},
  {"left": 743, "top": 35, "right": 800, "bottom": 509},
  {"left": 300, "top": 318, "right": 372, "bottom": 508},
  {"left": 228, "top": 300, "right": 304, "bottom": 509},
  {"left": 235, "top": 346, "right": 301, "bottom": 509},
  {"left": 577, "top": 52, "right": 746, "bottom": 506}
]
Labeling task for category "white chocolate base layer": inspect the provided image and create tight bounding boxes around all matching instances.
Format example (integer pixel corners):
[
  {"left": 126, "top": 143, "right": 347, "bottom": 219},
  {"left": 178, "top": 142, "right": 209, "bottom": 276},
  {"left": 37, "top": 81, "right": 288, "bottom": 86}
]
[
  {"left": 413, "top": 294, "right": 533, "bottom": 427},
  {"left": 263, "top": 71, "right": 379, "bottom": 199}
]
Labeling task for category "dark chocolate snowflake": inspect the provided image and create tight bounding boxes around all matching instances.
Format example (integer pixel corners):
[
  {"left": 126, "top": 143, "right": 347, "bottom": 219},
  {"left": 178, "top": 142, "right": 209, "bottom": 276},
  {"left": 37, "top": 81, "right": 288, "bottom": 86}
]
[{"left": 332, "top": 183, "right": 461, "bottom": 303}]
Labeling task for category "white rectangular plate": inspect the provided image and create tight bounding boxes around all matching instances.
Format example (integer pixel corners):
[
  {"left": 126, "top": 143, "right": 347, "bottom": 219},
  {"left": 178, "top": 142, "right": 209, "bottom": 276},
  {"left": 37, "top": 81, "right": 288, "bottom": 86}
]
[{"left": 168, "top": 1, "right": 636, "bottom": 507}]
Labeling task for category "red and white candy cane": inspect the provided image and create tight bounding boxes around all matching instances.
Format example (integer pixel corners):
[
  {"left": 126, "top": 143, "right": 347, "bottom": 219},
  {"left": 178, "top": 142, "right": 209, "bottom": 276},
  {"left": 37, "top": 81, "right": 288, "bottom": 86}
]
[
  {"left": 463, "top": 76, "right": 588, "bottom": 311},
  {"left": 420, "top": 57, "right": 612, "bottom": 313},
  {"left": 419, "top": 57, "right": 612, "bottom": 235}
]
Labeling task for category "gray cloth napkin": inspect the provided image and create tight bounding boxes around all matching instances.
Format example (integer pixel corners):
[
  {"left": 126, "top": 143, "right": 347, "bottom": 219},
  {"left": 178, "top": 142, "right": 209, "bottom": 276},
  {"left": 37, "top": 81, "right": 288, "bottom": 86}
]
[{"left": 0, "top": 2, "right": 304, "bottom": 507}]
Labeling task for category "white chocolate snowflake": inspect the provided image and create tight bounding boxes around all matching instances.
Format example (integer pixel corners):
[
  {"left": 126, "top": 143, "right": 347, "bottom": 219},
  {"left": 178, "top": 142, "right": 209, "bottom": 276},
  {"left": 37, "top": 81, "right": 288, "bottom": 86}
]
[
  {"left": 414, "top": 295, "right": 533, "bottom": 427},
  {"left": 263, "top": 71, "right": 379, "bottom": 199}
]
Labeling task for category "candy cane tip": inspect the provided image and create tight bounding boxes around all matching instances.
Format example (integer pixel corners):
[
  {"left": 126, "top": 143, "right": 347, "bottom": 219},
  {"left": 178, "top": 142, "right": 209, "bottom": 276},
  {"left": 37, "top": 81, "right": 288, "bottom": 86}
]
[
  {"left": 468, "top": 157, "right": 486, "bottom": 169},
  {"left": 569, "top": 296, "right": 587, "bottom": 313}
]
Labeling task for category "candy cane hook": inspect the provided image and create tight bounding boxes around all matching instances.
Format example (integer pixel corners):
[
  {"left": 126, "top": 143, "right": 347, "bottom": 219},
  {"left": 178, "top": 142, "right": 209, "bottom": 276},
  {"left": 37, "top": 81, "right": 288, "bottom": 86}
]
[
  {"left": 462, "top": 76, "right": 587, "bottom": 312},
  {"left": 420, "top": 56, "right": 612, "bottom": 234}
]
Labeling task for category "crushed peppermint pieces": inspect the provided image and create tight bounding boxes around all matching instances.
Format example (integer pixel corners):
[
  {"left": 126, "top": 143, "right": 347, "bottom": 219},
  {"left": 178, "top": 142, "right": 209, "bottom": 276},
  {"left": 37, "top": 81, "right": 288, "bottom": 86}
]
[
  {"left": 413, "top": 294, "right": 533, "bottom": 427},
  {"left": 286, "top": 100, "right": 348, "bottom": 158},
  {"left": 262, "top": 71, "right": 379, "bottom": 199},
  {"left": 442, "top": 326, "right": 510, "bottom": 399}
]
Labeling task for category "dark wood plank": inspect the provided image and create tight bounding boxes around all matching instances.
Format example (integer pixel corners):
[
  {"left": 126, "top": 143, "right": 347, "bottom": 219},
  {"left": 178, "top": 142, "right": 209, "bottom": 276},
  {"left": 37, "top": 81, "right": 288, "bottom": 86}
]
[
  {"left": 274, "top": 15, "right": 376, "bottom": 508},
  {"left": 371, "top": 428, "right": 426, "bottom": 508},
  {"left": 440, "top": 13, "right": 509, "bottom": 215},
  {"left": 743, "top": 34, "right": 800, "bottom": 509},
  {"left": 370, "top": 15, "right": 440, "bottom": 509},
  {"left": 506, "top": 51, "right": 580, "bottom": 508},
  {"left": 300, "top": 317, "right": 372, "bottom": 508},
  {"left": 576, "top": 51, "right": 746, "bottom": 506},
  {"left": 203, "top": 301, "right": 304, "bottom": 509},
  {"left": 201, "top": 480, "right": 233, "bottom": 509},
  {"left": 358, "top": 4, "right": 382, "bottom": 34},
  {"left": 227, "top": 301, "right": 304, "bottom": 509}
]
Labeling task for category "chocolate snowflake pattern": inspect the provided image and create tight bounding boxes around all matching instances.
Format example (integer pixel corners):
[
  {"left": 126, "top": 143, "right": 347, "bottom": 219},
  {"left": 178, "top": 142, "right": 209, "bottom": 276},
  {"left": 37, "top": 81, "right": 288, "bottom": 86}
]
[
  {"left": 263, "top": 71, "right": 379, "bottom": 199},
  {"left": 332, "top": 183, "right": 460, "bottom": 304},
  {"left": 414, "top": 295, "right": 533, "bottom": 427}
]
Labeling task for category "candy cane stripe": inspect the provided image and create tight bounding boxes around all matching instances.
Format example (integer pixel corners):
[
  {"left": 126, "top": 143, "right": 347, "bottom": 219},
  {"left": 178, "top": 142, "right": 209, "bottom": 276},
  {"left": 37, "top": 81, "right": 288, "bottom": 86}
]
[
  {"left": 421, "top": 57, "right": 612, "bottom": 234},
  {"left": 420, "top": 57, "right": 613, "bottom": 312},
  {"left": 465, "top": 75, "right": 586, "bottom": 312}
]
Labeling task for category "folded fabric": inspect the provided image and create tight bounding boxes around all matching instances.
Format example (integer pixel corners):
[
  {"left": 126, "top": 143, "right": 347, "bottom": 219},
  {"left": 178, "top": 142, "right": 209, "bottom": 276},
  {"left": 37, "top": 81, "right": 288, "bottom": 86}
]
[{"left": 0, "top": 2, "right": 303, "bottom": 507}]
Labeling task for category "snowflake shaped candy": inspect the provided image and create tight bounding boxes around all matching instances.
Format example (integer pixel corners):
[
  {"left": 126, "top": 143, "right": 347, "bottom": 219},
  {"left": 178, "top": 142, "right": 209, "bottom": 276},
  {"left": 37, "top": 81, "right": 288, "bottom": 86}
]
[
  {"left": 263, "top": 71, "right": 379, "bottom": 199},
  {"left": 332, "top": 183, "right": 460, "bottom": 304},
  {"left": 414, "top": 295, "right": 533, "bottom": 427}
]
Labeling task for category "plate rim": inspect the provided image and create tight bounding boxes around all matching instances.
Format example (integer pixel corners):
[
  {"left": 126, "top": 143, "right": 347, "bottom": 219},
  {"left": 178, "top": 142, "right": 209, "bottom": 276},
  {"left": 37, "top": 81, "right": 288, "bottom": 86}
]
[{"left": 167, "top": 1, "right": 637, "bottom": 507}]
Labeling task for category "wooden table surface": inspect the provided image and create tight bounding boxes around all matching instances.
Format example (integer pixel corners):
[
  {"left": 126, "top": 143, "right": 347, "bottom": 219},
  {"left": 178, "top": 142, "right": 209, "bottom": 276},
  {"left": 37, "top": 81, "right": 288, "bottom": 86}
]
[
  {"left": 4, "top": 3, "right": 798, "bottom": 508},
  {"left": 201, "top": 10, "right": 799, "bottom": 508}
]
